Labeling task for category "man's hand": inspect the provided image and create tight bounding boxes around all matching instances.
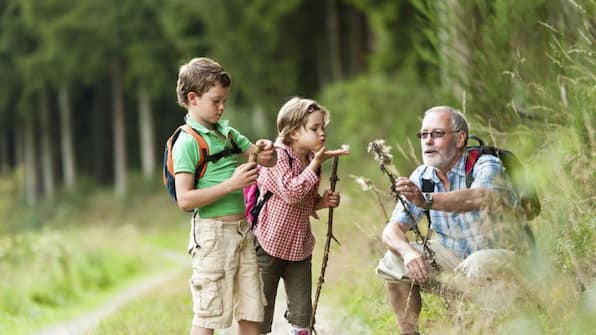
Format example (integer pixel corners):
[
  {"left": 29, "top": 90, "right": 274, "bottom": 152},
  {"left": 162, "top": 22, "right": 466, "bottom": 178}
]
[
  {"left": 403, "top": 249, "right": 429, "bottom": 283},
  {"left": 395, "top": 176, "right": 425, "bottom": 208},
  {"left": 255, "top": 139, "right": 276, "bottom": 167}
]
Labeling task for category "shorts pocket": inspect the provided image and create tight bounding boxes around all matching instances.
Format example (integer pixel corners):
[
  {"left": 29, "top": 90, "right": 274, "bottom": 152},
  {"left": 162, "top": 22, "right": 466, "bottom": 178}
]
[
  {"left": 258, "top": 269, "right": 268, "bottom": 306},
  {"left": 190, "top": 271, "right": 225, "bottom": 317},
  {"left": 194, "top": 227, "right": 218, "bottom": 256}
]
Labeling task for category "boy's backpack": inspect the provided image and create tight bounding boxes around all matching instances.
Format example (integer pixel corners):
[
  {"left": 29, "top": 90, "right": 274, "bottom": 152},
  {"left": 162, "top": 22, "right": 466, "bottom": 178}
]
[
  {"left": 163, "top": 124, "right": 241, "bottom": 202},
  {"left": 464, "top": 135, "right": 541, "bottom": 221},
  {"left": 243, "top": 149, "right": 292, "bottom": 228}
]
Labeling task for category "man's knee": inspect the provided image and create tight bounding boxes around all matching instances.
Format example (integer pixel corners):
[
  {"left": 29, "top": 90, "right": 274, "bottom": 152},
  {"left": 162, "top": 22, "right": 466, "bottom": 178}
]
[{"left": 386, "top": 281, "right": 415, "bottom": 300}]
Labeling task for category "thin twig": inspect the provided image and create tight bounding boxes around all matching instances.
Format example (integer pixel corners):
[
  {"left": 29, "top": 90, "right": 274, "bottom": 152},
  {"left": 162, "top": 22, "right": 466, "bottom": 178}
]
[
  {"left": 369, "top": 142, "right": 440, "bottom": 271},
  {"left": 310, "top": 156, "right": 340, "bottom": 334}
]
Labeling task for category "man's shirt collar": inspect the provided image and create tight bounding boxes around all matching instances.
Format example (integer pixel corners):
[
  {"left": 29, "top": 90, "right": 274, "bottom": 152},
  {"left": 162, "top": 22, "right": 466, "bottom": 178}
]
[{"left": 422, "top": 151, "right": 468, "bottom": 183}]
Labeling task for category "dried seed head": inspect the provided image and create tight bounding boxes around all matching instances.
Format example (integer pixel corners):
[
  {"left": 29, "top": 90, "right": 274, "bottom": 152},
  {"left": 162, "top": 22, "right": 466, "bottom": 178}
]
[
  {"left": 367, "top": 139, "right": 393, "bottom": 165},
  {"left": 354, "top": 176, "right": 373, "bottom": 191}
]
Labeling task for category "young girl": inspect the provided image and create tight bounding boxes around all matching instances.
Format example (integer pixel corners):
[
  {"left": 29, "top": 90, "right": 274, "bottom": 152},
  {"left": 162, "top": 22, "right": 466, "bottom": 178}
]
[{"left": 253, "top": 97, "right": 350, "bottom": 335}]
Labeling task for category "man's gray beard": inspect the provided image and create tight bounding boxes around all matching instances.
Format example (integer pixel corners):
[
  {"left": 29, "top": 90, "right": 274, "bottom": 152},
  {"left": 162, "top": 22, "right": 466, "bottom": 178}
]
[{"left": 423, "top": 147, "right": 457, "bottom": 170}]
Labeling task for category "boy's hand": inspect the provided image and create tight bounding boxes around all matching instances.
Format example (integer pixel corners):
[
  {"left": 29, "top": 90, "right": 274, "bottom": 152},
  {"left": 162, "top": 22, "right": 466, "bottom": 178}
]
[
  {"left": 255, "top": 139, "right": 276, "bottom": 167},
  {"left": 317, "top": 190, "right": 341, "bottom": 209},
  {"left": 228, "top": 163, "right": 258, "bottom": 190}
]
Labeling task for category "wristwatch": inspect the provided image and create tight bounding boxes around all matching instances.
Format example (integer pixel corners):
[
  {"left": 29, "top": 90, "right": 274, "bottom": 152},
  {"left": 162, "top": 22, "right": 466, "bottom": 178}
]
[{"left": 422, "top": 192, "right": 433, "bottom": 210}]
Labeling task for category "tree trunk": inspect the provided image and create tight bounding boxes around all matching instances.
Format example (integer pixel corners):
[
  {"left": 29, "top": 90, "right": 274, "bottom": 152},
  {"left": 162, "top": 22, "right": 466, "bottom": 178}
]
[
  {"left": 326, "top": 0, "right": 343, "bottom": 81},
  {"left": 0, "top": 131, "right": 8, "bottom": 175},
  {"left": 22, "top": 116, "right": 38, "bottom": 205},
  {"left": 39, "top": 88, "right": 55, "bottom": 200},
  {"left": 346, "top": 7, "right": 366, "bottom": 76},
  {"left": 58, "top": 83, "right": 76, "bottom": 189},
  {"left": 137, "top": 85, "right": 156, "bottom": 179},
  {"left": 439, "top": 0, "right": 470, "bottom": 102},
  {"left": 111, "top": 60, "right": 127, "bottom": 195}
]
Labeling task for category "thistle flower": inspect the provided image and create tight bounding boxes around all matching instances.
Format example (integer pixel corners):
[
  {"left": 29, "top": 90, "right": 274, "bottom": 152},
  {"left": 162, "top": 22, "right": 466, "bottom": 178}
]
[
  {"left": 367, "top": 139, "right": 393, "bottom": 165},
  {"left": 353, "top": 176, "right": 373, "bottom": 191}
]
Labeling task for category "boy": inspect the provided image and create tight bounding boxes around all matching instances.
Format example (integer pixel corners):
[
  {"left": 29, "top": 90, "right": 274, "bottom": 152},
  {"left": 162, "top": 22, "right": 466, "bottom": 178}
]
[{"left": 173, "top": 57, "right": 275, "bottom": 335}]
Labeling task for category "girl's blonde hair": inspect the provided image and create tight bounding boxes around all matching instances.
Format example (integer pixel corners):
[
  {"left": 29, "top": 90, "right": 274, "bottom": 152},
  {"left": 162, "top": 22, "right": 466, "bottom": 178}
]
[{"left": 276, "top": 97, "right": 330, "bottom": 145}]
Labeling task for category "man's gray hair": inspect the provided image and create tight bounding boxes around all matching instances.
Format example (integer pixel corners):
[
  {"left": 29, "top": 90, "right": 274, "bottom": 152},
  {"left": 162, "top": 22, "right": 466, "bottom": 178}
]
[{"left": 424, "top": 106, "right": 469, "bottom": 143}]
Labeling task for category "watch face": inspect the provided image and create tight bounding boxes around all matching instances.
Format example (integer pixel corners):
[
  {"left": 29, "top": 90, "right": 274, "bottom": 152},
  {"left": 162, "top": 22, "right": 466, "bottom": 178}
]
[{"left": 423, "top": 193, "right": 433, "bottom": 209}]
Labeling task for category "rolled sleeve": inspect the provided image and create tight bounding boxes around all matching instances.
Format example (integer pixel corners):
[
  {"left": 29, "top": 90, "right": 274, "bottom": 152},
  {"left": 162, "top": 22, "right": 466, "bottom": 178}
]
[
  {"left": 469, "top": 155, "right": 504, "bottom": 190},
  {"left": 390, "top": 198, "right": 423, "bottom": 229},
  {"left": 228, "top": 128, "right": 252, "bottom": 153},
  {"left": 173, "top": 132, "right": 200, "bottom": 174}
]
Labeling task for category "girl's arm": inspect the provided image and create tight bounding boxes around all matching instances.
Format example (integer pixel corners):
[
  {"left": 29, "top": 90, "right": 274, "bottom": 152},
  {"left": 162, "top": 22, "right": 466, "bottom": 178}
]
[{"left": 261, "top": 149, "right": 319, "bottom": 205}]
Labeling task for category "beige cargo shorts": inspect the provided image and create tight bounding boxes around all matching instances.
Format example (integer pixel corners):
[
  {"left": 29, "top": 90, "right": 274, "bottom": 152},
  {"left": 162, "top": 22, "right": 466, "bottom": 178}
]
[
  {"left": 376, "top": 240, "right": 516, "bottom": 285},
  {"left": 188, "top": 216, "right": 266, "bottom": 329}
]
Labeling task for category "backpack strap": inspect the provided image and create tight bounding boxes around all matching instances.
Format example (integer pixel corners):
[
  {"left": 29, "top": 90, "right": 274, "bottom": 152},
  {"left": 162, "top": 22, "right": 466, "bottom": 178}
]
[
  {"left": 164, "top": 125, "right": 208, "bottom": 187},
  {"left": 465, "top": 148, "right": 482, "bottom": 187},
  {"left": 204, "top": 132, "right": 242, "bottom": 163},
  {"left": 181, "top": 126, "right": 244, "bottom": 182},
  {"left": 180, "top": 125, "right": 210, "bottom": 181},
  {"left": 250, "top": 148, "right": 293, "bottom": 229},
  {"left": 421, "top": 177, "right": 435, "bottom": 227}
]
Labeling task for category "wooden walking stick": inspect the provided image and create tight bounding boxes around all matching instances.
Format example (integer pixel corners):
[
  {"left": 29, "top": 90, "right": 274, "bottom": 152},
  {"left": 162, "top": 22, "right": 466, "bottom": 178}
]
[{"left": 309, "top": 156, "right": 341, "bottom": 334}]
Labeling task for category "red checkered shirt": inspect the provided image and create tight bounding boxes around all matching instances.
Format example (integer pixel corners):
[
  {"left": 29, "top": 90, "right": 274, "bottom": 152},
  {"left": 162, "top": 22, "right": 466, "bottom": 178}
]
[{"left": 254, "top": 143, "right": 322, "bottom": 261}]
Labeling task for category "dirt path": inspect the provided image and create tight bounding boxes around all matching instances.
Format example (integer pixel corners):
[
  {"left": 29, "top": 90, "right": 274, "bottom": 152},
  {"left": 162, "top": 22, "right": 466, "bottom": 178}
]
[
  {"left": 34, "top": 268, "right": 187, "bottom": 335},
  {"left": 34, "top": 247, "right": 370, "bottom": 335},
  {"left": 220, "top": 282, "right": 371, "bottom": 335},
  {"left": 34, "top": 272, "right": 370, "bottom": 335}
]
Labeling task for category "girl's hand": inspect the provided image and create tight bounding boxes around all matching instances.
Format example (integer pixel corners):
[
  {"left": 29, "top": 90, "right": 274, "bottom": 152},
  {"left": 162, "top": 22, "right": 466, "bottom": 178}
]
[
  {"left": 313, "top": 146, "right": 350, "bottom": 165},
  {"left": 317, "top": 190, "right": 341, "bottom": 209},
  {"left": 255, "top": 139, "right": 276, "bottom": 167}
]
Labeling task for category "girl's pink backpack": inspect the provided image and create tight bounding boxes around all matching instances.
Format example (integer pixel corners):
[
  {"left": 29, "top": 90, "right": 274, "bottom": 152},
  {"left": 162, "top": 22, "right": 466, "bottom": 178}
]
[{"left": 243, "top": 149, "right": 292, "bottom": 228}]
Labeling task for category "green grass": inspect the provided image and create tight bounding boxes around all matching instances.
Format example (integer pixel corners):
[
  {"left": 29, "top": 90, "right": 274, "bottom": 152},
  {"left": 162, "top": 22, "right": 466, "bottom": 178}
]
[
  {"left": 91, "top": 273, "right": 192, "bottom": 335},
  {"left": 0, "top": 178, "right": 189, "bottom": 335}
]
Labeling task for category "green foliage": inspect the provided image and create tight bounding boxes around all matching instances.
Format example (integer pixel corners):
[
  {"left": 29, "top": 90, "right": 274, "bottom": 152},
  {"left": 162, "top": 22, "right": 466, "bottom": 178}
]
[
  {"left": 410, "top": 0, "right": 592, "bottom": 130},
  {"left": 347, "top": 0, "right": 428, "bottom": 74},
  {"left": 320, "top": 69, "right": 432, "bottom": 174},
  {"left": 193, "top": 0, "right": 322, "bottom": 118}
]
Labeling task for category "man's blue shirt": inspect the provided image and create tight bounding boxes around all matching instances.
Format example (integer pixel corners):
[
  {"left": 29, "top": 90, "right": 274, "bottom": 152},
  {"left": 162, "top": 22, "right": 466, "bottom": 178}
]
[{"left": 390, "top": 151, "right": 517, "bottom": 258}]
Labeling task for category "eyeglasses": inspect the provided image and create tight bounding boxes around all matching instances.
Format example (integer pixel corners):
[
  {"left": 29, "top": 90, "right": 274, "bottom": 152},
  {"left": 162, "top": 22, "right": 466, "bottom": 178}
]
[{"left": 416, "top": 129, "right": 460, "bottom": 139}]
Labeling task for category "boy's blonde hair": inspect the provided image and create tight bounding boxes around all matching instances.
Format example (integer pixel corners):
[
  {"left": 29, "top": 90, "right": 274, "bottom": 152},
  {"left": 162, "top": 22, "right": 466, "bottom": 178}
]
[
  {"left": 277, "top": 97, "right": 330, "bottom": 145},
  {"left": 176, "top": 57, "right": 231, "bottom": 107}
]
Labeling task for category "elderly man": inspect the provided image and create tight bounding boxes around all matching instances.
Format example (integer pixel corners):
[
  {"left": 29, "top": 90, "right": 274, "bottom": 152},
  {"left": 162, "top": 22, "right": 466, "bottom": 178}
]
[{"left": 376, "top": 106, "right": 522, "bottom": 335}]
